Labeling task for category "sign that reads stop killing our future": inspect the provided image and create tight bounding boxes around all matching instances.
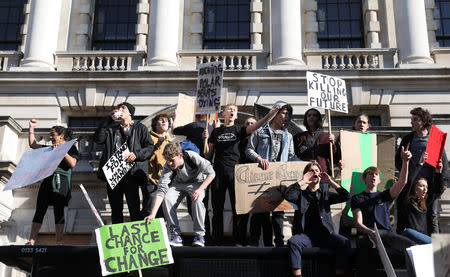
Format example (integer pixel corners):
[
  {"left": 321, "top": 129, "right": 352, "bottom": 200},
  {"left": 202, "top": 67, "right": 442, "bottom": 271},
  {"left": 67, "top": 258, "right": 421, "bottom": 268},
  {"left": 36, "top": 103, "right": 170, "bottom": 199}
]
[
  {"left": 95, "top": 218, "right": 174, "bottom": 276},
  {"left": 306, "top": 71, "right": 348, "bottom": 114}
]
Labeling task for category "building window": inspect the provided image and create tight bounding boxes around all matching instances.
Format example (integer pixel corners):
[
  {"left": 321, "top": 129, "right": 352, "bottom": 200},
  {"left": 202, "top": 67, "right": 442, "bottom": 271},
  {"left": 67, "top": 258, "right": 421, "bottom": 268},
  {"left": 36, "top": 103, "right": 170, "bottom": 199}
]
[
  {"left": 203, "top": 0, "right": 250, "bottom": 49},
  {"left": 317, "top": 0, "right": 364, "bottom": 48},
  {"left": 92, "top": 0, "right": 138, "bottom": 50},
  {"left": 0, "top": 0, "right": 26, "bottom": 50},
  {"left": 435, "top": 0, "right": 450, "bottom": 47}
]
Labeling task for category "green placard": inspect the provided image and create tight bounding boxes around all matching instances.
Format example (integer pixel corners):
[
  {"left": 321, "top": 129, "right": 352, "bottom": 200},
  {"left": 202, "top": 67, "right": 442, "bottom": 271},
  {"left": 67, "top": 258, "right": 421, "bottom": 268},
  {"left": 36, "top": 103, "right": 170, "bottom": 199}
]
[{"left": 95, "top": 218, "right": 173, "bottom": 276}]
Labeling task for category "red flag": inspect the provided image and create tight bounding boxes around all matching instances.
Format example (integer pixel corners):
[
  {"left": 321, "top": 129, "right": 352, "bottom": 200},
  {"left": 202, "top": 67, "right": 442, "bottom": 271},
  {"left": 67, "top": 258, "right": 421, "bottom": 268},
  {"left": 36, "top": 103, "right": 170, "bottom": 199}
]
[{"left": 425, "top": 125, "right": 447, "bottom": 168}]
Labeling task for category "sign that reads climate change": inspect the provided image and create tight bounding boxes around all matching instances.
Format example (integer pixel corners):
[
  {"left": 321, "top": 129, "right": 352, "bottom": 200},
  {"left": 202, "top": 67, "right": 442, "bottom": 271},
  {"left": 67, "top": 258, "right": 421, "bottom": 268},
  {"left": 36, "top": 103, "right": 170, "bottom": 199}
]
[
  {"left": 95, "top": 219, "right": 173, "bottom": 276},
  {"left": 307, "top": 71, "right": 348, "bottom": 114},
  {"left": 195, "top": 60, "right": 224, "bottom": 114},
  {"left": 102, "top": 142, "right": 135, "bottom": 190}
]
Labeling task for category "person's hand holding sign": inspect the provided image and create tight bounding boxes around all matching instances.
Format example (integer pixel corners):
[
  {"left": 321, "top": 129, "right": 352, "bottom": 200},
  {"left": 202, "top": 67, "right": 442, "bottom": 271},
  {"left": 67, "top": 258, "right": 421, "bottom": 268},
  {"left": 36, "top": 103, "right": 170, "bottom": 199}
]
[{"left": 124, "top": 152, "right": 136, "bottom": 163}]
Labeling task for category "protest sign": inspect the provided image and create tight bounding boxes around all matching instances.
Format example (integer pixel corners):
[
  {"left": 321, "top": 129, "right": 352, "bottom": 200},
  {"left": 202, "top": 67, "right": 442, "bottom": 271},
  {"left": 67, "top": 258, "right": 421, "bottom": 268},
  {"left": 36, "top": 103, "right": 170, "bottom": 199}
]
[
  {"left": 4, "top": 139, "right": 77, "bottom": 191},
  {"left": 432, "top": 233, "right": 450, "bottom": 277},
  {"left": 339, "top": 131, "right": 395, "bottom": 221},
  {"left": 195, "top": 61, "right": 224, "bottom": 115},
  {"left": 102, "top": 143, "right": 135, "bottom": 190},
  {"left": 95, "top": 219, "right": 173, "bottom": 276},
  {"left": 173, "top": 93, "right": 196, "bottom": 128},
  {"left": 425, "top": 125, "right": 447, "bottom": 168},
  {"left": 374, "top": 224, "right": 396, "bottom": 277},
  {"left": 234, "top": 161, "right": 309, "bottom": 214},
  {"left": 306, "top": 71, "right": 348, "bottom": 113},
  {"left": 407, "top": 244, "right": 434, "bottom": 277}
]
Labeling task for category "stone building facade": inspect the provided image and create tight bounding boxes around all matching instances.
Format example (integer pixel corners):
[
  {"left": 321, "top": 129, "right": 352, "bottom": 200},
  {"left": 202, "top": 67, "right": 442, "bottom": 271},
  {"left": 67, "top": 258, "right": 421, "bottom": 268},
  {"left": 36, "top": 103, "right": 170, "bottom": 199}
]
[{"left": 1, "top": 0, "right": 450, "bottom": 275}]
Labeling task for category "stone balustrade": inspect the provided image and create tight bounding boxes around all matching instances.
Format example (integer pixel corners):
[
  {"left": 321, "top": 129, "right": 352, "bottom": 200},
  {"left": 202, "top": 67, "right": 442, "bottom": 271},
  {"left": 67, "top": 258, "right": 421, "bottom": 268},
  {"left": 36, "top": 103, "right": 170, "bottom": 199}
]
[
  {"left": 178, "top": 50, "right": 268, "bottom": 70},
  {"left": 0, "top": 51, "right": 23, "bottom": 71},
  {"left": 304, "top": 48, "right": 397, "bottom": 70},
  {"left": 55, "top": 51, "right": 146, "bottom": 71}
]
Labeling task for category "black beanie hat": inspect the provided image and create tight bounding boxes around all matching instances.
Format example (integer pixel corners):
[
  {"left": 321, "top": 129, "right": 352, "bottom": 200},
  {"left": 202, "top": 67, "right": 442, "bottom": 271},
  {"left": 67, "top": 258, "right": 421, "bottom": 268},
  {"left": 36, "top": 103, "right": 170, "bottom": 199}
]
[{"left": 118, "top": 102, "right": 135, "bottom": 117}]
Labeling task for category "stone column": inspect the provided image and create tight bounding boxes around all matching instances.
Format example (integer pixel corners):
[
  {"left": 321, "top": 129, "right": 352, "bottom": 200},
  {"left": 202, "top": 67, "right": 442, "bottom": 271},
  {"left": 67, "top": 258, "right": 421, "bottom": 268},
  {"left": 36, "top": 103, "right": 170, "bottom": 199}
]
[
  {"left": 19, "top": 0, "right": 62, "bottom": 70},
  {"left": 269, "top": 0, "right": 305, "bottom": 68},
  {"left": 304, "top": 0, "right": 319, "bottom": 49},
  {"left": 189, "top": 0, "right": 203, "bottom": 49},
  {"left": 363, "top": 0, "right": 381, "bottom": 48},
  {"left": 74, "top": 0, "right": 93, "bottom": 50},
  {"left": 145, "top": 0, "right": 181, "bottom": 68},
  {"left": 394, "top": 0, "right": 434, "bottom": 66},
  {"left": 250, "top": 0, "right": 263, "bottom": 50},
  {"left": 135, "top": 0, "right": 150, "bottom": 51}
]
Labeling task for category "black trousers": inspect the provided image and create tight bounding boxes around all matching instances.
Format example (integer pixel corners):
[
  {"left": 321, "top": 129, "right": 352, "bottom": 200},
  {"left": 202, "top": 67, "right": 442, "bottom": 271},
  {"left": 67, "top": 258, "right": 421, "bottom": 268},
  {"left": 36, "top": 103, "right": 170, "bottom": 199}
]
[
  {"left": 211, "top": 167, "right": 246, "bottom": 245},
  {"left": 141, "top": 181, "right": 164, "bottom": 218},
  {"left": 249, "top": 211, "right": 285, "bottom": 247},
  {"left": 106, "top": 174, "right": 142, "bottom": 224}
]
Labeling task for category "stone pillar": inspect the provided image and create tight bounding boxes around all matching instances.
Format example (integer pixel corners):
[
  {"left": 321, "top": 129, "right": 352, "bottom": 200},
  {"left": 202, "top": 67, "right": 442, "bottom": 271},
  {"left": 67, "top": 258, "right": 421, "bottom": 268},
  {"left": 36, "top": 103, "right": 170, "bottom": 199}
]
[
  {"left": 74, "top": 0, "right": 93, "bottom": 50},
  {"left": 363, "top": 0, "right": 381, "bottom": 48},
  {"left": 135, "top": 0, "right": 150, "bottom": 51},
  {"left": 394, "top": 0, "right": 434, "bottom": 66},
  {"left": 189, "top": 0, "right": 203, "bottom": 49},
  {"left": 304, "top": 0, "right": 319, "bottom": 49},
  {"left": 250, "top": 0, "right": 263, "bottom": 50},
  {"left": 425, "top": 0, "right": 439, "bottom": 48},
  {"left": 19, "top": 0, "right": 62, "bottom": 70},
  {"left": 145, "top": 0, "right": 181, "bottom": 68},
  {"left": 269, "top": 0, "right": 305, "bottom": 68}
]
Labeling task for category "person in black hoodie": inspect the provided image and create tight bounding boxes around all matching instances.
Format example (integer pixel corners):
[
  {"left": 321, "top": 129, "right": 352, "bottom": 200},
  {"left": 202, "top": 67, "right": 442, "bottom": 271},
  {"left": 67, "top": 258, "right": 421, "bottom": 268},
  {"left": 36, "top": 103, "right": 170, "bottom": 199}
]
[
  {"left": 395, "top": 107, "right": 448, "bottom": 234},
  {"left": 95, "top": 102, "right": 154, "bottom": 223}
]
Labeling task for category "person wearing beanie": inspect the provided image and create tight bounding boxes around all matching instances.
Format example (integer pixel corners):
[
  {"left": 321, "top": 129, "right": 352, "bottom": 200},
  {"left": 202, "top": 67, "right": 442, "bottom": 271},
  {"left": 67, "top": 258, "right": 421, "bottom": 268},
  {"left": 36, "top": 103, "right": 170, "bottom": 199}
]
[{"left": 95, "top": 102, "right": 154, "bottom": 223}]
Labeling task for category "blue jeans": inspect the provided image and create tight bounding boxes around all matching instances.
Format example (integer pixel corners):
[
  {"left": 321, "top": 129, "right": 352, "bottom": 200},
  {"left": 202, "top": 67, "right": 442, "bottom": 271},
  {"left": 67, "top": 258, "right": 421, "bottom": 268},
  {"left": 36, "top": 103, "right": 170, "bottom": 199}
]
[{"left": 402, "top": 228, "right": 432, "bottom": 244}]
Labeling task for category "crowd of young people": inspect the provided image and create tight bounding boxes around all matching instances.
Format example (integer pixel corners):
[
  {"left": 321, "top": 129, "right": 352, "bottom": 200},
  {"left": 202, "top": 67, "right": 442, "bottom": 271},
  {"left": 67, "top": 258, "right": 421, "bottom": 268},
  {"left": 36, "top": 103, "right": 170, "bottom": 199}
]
[{"left": 25, "top": 101, "right": 447, "bottom": 276}]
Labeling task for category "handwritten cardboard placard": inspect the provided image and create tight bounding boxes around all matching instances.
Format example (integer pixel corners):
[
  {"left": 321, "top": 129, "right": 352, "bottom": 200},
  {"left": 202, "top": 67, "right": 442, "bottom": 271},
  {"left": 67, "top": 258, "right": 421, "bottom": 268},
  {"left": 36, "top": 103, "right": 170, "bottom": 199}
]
[
  {"left": 425, "top": 125, "right": 447, "bottom": 168},
  {"left": 195, "top": 61, "right": 224, "bottom": 115},
  {"left": 95, "top": 219, "right": 173, "bottom": 276},
  {"left": 307, "top": 71, "right": 348, "bottom": 113},
  {"left": 102, "top": 142, "right": 135, "bottom": 190},
  {"left": 234, "top": 161, "right": 309, "bottom": 214},
  {"left": 4, "top": 139, "right": 77, "bottom": 191}
]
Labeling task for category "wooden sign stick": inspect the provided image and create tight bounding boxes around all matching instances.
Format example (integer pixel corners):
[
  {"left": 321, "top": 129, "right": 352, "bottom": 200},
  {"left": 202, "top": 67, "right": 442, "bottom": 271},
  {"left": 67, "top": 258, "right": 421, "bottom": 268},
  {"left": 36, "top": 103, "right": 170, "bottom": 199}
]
[
  {"left": 203, "top": 113, "right": 209, "bottom": 154},
  {"left": 327, "top": 109, "right": 335, "bottom": 178}
]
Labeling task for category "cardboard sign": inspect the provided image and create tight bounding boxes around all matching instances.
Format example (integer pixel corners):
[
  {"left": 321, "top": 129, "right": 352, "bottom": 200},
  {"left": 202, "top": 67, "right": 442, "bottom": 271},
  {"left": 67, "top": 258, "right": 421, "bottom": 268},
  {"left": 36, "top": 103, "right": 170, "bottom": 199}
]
[
  {"left": 102, "top": 143, "right": 135, "bottom": 190},
  {"left": 425, "top": 125, "right": 447, "bottom": 168},
  {"left": 234, "top": 161, "right": 309, "bottom": 214},
  {"left": 195, "top": 61, "right": 224, "bottom": 114},
  {"left": 407, "top": 244, "right": 434, "bottom": 277},
  {"left": 4, "top": 139, "right": 77, "bottom": 191},
  {"left": 173, "top": 93, "right": 196, "bottom": 128},
  {"left": 95, "top": 219, "right": 173, "bottom": 276},
  {"left": 306, "top": 71, "right": 348, "bottom": 113},
  {"left": 339, "top": 131, "right": 395, "bottom": 220}
]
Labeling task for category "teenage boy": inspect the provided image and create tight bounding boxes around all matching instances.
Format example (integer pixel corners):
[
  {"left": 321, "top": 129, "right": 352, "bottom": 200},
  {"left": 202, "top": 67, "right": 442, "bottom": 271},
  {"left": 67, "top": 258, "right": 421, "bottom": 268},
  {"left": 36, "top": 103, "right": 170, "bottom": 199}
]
[
  {"left": 144, "top": 142, "right": 215, "bottom": 247},
  {"left": 95, "top": 102, "right": 154, "bottom": 224},
  {"left": 351, "top": 145, "right": 416, "bottom": 276},
  {"left": 142, "top": 114, "right": 171, "bottom": 218},
  {"left": 204, "top": 104, "right": 278, "bottom": 246},
  {"left": 246, "top": 101, "right": 299, "bottom": 247}
]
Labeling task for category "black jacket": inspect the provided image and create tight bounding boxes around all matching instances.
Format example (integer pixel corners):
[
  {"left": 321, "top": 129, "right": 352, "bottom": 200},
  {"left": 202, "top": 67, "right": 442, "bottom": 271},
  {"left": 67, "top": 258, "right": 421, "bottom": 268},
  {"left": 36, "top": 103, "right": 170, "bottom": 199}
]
[
  {"left": 94, "top": 117, "right": 154, "bottom": 183},
  {"left": 282, "top": 182, "right": 350, "bottom": 235}
]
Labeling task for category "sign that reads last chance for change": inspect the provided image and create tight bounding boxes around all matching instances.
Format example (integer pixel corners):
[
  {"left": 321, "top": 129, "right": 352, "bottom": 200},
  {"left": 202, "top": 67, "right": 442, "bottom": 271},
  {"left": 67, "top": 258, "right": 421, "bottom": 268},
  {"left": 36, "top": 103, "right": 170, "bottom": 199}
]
[
  {"left": 95, "top": 219, "right": 173, "bottom": 276},
  {"left": 307, "top": 71, "right": 348, "bottom": 113}
]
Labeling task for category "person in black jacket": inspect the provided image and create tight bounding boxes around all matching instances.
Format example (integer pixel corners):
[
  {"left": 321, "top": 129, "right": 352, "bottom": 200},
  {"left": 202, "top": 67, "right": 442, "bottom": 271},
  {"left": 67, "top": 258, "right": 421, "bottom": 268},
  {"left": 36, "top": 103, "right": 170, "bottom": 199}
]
[
  {"left": 95, "top": 102, "right": 154, "bottom": 223},
  {"left": 400, "top": 152, "right": 446, "bottom": 244},
  {"left": 395, "top": 107, "right": 448, "bottom": 234},
  {"left": 282, "top": 161, "right": 350, "bottom": 277}
]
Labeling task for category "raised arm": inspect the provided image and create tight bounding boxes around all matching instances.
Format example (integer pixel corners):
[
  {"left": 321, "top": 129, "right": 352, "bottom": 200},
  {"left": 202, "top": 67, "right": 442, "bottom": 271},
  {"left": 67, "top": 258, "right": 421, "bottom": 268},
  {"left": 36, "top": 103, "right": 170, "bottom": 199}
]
[
  {"left": 319, "top": 172, "right": 350, "bottom": 204},
  {"left": 390, "top": 144, "right": 411, "bottom": 198},
  {"left": 94, "top": 113, "right": 115, "bottom": 144},
  {"left": 245, "top": 107, "right": 279, "bottom": 135},
  {"left": 28, "top": 119, "right": 41, "bottom": 149}
]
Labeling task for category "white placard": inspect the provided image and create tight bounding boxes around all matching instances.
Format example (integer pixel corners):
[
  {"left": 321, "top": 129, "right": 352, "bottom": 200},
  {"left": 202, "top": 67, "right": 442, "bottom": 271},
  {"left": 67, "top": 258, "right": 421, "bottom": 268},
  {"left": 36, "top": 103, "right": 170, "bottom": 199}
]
[
  {"left": 195, "top": 60, "right": 224, "bottom": 114},
  {"left": 306, "top": 71, "right": 348, "bottom": 113},
  {"left": 4, "top": 139, "right": 77, "bottom": 191},
  {"left": 406, "top": 244, "right": 434, "bottom": 277},
  {"left": 102, "top": 142, "right": 135, "bottom": 190}
]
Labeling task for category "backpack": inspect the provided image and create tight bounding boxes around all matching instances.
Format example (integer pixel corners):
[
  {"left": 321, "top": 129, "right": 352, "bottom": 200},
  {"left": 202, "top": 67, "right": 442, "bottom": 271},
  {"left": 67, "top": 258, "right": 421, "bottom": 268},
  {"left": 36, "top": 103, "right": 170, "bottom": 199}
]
[{"left": 180, "top": 139, "right": 200, "bottom": 154}]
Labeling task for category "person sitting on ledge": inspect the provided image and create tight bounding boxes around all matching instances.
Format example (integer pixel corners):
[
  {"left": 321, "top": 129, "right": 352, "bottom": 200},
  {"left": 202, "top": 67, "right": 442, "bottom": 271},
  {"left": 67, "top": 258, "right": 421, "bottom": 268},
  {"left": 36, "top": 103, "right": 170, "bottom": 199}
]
[
  {"left": 351, "top": 145, "right": 416, "bottom": 277},
  {"left": 144, "top": 142, "right": 215, "bottom": 247},
  {"left": 282, "top": 161, "right": 351, "bottom": 277}
]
